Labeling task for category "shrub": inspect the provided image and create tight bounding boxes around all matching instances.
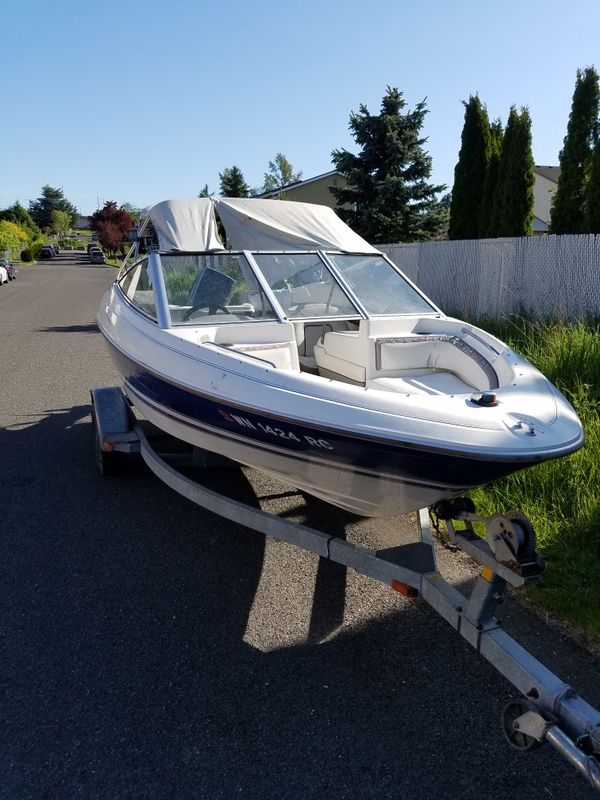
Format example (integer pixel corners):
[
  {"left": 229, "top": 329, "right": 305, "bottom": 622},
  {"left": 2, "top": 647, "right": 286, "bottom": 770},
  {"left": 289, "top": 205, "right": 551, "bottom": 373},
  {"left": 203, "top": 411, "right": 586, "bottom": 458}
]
[
  {"left": 21, "top": 248, "right": 33, "bottom": 262},
  {"left": 31, "top": 239, "right": 46, "bottom": 258}
]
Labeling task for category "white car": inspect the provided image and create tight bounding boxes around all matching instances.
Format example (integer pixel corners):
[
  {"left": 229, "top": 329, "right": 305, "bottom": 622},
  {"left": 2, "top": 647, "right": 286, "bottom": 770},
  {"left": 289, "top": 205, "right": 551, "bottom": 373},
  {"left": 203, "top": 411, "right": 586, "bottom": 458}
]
[{"left": 0, "top": 265, "right": 8, "bottom": 285}]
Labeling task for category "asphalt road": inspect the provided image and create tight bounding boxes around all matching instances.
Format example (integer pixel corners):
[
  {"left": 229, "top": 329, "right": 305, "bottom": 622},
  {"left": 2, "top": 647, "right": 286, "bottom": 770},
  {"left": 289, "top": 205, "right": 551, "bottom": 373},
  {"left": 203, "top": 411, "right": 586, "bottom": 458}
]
[{"left": 1, "top": 252, "right": 598, "bottom": 800}]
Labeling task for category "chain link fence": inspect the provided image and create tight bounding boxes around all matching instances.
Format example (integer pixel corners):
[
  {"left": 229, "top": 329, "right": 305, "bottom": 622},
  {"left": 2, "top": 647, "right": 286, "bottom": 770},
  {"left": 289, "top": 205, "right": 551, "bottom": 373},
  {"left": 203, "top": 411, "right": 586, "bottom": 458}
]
[{"left": 380, "top": 235, "right": 600, "bottom": 320}]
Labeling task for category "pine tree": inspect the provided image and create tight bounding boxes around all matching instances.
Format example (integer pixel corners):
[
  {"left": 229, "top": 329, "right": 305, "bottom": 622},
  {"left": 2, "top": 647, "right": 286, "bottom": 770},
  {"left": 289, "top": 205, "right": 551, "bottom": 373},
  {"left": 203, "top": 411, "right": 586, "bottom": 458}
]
[
  {"left": 493, "top": 108, "right": 535, "bottom": 237},
  {"left": 584, "top": 139, "right": 600, "bottom": 233},
  {"left": 29, "top": 185, "right": 78, "bottom": 229},
  {"left": 219, "top": 165, "right": 250, "bottom": 197},
  {"left": 330, "top": 86, "right": 446, "bottom": 243},
  {"left": 448, "top": 96, "right": 491, "bottom": 239},
  {"left": 550, "top": 67, "right": 600, "bottom": 234},
  {"left": 479, "top": 119, "right": 503, "bottom": 237}
]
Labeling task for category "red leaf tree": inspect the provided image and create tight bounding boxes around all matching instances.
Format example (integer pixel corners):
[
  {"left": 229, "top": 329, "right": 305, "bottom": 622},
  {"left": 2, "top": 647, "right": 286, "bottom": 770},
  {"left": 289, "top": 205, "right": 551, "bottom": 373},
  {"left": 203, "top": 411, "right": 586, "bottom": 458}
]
[{"left": 90, "top": 201, "right": 134, "bottom": 256}]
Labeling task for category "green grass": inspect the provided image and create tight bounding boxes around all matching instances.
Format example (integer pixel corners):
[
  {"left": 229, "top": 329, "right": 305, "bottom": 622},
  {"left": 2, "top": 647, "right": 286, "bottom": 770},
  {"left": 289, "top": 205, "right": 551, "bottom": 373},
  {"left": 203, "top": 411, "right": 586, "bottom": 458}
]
[
  {"left": 162, "top": 265, "right": 197, "bottom": 304},
  {"left": 464, "top": 316, "right": 600, "bottom": 647}
]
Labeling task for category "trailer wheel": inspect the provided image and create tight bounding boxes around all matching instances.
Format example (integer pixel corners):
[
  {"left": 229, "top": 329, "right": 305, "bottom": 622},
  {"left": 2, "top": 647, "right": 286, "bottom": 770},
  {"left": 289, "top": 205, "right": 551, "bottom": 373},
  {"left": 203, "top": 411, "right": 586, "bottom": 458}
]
[{"left": 502, "top": 699, "right": 544, "bottom": 751}]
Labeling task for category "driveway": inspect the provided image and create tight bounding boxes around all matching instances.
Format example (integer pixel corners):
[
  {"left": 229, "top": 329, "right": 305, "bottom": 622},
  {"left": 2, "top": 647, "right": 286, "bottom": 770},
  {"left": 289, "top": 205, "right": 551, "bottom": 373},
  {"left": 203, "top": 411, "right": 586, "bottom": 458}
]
[{"left": 0, "top": 252, "right": 598, "bottom": 799}]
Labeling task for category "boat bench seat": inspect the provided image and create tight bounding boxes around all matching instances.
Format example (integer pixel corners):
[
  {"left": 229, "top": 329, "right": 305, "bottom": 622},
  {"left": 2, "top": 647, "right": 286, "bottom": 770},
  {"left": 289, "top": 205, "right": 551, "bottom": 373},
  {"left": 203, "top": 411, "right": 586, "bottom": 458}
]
[
  {"left": 313, "top": 331, "right": 365, "bottom": 384},
  {"left": 313, "top": 330, "right": 498, "bottom": 391},
  {"left": 376, "top": 336, "right": 498, "bottom": 391},
  {"left": 369, "top": 371, "right": 478, "bottom": 396}
]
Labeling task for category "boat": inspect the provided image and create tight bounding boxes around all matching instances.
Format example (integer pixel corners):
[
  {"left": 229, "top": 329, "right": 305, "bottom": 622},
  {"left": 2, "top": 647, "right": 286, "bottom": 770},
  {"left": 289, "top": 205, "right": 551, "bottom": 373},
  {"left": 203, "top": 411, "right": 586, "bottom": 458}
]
[{"left": 96, "top": 197, "right": 584, "bottom": 517}]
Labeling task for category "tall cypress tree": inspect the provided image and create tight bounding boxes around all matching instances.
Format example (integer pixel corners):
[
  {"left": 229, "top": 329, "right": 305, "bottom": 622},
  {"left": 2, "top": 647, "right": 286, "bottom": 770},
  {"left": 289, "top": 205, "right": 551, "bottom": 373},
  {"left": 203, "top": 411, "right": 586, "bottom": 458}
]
[
  {"left": 448, "top": 96, "right": 491, "bottom": 239},
  {"left": 330, "top": 86, "right": 446, "bottom": 243},
  {"left": 584, "top": 139, "right": 600, "bottom": 233},
  {"left": 550, "top": 67, "right": 600, "bottom": 234},
  {"left": 497, "top": 108, "right": 535, "bottom": 237},
  {"left": 479, "top": 119, "right": 503, "bottom": 237},
  {"left": 491, "top": 108, "right": 519, "bottom": 237},
  {"left": 219, "top": 166, "right": 250, "bottom": 197}
]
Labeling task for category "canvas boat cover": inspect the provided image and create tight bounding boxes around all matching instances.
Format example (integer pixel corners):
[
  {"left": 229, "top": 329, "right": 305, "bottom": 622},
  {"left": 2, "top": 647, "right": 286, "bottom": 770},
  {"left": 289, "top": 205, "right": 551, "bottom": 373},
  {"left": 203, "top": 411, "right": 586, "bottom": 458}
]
[
  {"left": 214, "top": 197, "right": 378, "bottom": 252},
  {"left": 141, "top": 197, "right": 378, "bottom": 253},
  {"left": 141, "top": 198, "right": 225, "bottom": 252}
]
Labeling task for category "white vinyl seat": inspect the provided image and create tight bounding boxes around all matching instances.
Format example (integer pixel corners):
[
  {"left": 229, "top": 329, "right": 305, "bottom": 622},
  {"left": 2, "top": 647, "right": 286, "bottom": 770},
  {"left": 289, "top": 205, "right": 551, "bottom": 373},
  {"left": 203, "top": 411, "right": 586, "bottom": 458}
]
[{"left": 313, "top": 331, "right": 365, "bottom": 384}]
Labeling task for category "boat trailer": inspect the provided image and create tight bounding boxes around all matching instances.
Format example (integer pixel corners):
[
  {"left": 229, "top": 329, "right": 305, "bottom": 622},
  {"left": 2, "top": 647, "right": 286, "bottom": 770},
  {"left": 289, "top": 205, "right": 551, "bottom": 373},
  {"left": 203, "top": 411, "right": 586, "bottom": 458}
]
[{"left": 91, "top": 385, "right": 600, "bottom": 794}]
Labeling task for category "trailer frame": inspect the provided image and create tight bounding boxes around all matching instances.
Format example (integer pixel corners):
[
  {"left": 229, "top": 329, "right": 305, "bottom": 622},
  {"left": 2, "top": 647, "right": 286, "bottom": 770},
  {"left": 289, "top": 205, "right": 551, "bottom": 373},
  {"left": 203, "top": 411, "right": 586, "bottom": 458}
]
[{"left": 91, "top": 385, "right": 600, "bottom": 794}]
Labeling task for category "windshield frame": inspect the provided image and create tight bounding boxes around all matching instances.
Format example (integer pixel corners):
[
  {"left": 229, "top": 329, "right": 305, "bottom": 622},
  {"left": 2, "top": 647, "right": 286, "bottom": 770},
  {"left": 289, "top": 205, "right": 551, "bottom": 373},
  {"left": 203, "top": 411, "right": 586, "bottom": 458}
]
[
  {"left": 323, "top": 252, "right": 441, "bottom": 317},
  {"left": 244, "top": 250, "right": 365, "bottom": 322},
  {"left": 116, "top": 248, "right": 442, "bottom": 328}
]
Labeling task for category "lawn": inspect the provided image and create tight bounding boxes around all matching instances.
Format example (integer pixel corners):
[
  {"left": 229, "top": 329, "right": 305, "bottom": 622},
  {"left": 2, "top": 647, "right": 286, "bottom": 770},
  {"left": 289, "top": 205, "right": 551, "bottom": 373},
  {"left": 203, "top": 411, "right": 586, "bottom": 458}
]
[{"left": 463, "top": 316, "right": 600, "bottom": 648}]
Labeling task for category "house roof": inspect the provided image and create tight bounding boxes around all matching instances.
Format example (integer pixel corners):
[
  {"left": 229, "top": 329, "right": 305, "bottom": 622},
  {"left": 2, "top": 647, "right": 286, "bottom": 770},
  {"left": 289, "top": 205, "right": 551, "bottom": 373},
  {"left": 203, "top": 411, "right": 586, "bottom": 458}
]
[
  {"left": 534, "top": 165, "right": 560, "bottom": 183},
  {"left": 262, "top": 166, "right": 561, "bottom": 196},
  {"left": 257, "top": 170, "right": 341, "bottom": 198}
]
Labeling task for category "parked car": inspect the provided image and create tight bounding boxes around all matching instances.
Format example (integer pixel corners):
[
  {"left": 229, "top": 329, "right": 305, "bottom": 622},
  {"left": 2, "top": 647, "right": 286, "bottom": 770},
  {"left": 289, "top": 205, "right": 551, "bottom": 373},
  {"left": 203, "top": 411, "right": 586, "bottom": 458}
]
[
  {"left": 0, "top": 257, "right": 16, "bottom": 280},
  {"left": 52, "top": 245, "right": 60, "bottom": 256},
  {"left": 39, "top": 246, "right": 55, "bottom": 260},
  {"left": 0, "top": 264, "right": 8, "bottom": 285},
  {"left": 89, "top": 249, "right": 105, "bottom": 264}
]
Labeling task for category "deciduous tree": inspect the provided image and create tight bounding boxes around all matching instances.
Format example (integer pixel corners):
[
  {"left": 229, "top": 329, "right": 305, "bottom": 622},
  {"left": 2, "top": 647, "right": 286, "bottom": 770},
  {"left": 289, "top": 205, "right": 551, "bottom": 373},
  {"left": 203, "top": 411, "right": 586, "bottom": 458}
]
[
  {"left": 50, "top": 209, "right": 71, "bottom": 237},
  {"left": 331, "top": 86, "right": 446, "bottom": 243},
  {"left": 550, "top": 66, "right": 600, "bottom": 234},
  {"left": 448, "top": 96, "right": 491, "bottom": 240},
  {"left": 121, "top": 203, "right": 141, "bottom": 223},
  {"left": 90, "top": 201, "right": 134, "bottom": 256},
  {"left": 0, "top": 202, "right": 40, "bottom": 238},
  {"left": 0, "top": 220, "right": 29, "bottom": 255},
  {"left": 258, "top": 154, "right": 302, "bottom": 197}
]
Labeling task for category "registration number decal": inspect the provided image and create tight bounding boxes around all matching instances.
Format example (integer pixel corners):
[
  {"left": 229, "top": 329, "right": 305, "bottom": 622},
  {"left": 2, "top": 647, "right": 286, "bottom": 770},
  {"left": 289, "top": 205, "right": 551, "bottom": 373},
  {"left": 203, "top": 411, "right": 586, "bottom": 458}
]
[{"left": 218, "top": 410, "right": 333, "bottom": 450}]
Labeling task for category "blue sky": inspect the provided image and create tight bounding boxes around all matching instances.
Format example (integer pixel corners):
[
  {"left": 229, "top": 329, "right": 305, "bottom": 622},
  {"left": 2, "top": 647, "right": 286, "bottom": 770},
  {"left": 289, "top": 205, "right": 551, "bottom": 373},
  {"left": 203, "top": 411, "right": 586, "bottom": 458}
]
[{"left": 2, "top": 0, "right": 599, "bottom": 215}]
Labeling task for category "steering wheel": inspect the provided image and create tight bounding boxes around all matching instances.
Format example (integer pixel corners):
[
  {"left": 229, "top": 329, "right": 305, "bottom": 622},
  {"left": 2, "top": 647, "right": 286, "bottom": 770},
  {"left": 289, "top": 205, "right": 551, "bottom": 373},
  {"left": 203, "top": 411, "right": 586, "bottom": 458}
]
[{"left": 183, "top": 304, "right": 232, "bottom": 321}]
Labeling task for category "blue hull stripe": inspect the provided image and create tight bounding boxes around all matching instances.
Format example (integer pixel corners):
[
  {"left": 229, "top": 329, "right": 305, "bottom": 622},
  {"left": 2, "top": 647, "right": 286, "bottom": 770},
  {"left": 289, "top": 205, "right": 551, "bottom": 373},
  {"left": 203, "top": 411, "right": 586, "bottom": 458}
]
[{"left": 126, "top": 381, "right": 462, "bottom": 494}]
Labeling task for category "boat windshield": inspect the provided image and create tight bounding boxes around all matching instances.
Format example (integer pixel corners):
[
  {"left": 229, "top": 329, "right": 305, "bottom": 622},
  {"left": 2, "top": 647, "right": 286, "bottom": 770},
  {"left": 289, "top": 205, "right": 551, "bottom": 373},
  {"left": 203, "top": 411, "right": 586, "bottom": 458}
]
[
  {"left": 327, "top": 254, "right": 437, "bottom": 315},
  {"left": 252, "top": 253, "right": 360, "bottom": 319},
  {"left": 160, "top": 253, "right": 278, "bottom": 325}
]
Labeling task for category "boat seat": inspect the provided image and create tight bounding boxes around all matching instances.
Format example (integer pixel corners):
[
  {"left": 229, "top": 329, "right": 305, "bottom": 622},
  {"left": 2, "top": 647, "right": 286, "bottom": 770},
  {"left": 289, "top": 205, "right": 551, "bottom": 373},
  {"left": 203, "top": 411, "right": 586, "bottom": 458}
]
[
  {"left": 375, "top": 336, "right": 498, "bottom": 391},
  {"left": 313, "top": 331, "right": 365, "bottom": 384},
  {"left": 295, "top": 321, "right": 354, "bottom": 374},
  {"left": 369, "top": 371, "right": 477, "bottom": 395}
]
